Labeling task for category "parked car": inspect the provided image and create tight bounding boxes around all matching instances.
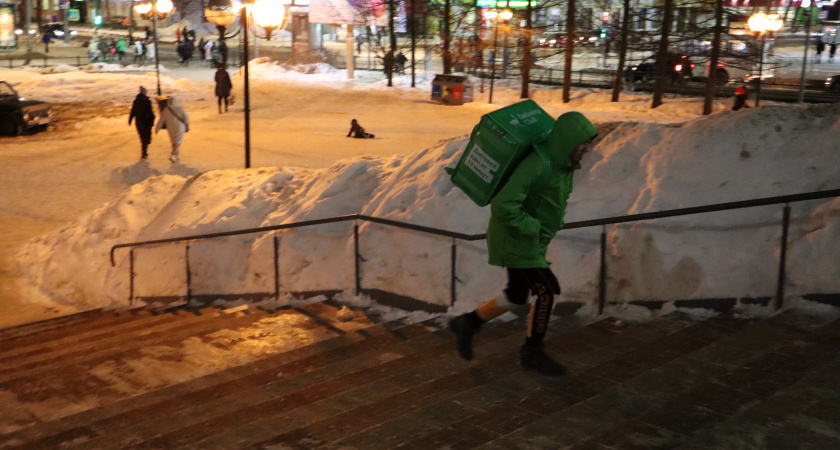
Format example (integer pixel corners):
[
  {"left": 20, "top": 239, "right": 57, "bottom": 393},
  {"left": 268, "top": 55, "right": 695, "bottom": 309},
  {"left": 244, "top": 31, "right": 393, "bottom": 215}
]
[
  {"left": 625, "top": 53, "right": 695, "bottom": 84},
  {"left": 0, "top": 80, "right": 52, "bottom": 136},
  {"left": 537, "top": 33, "right": 566, "bottom": 48},
  {"left": 42, "top": 22, "right": 78, "bottom": 39},
  {"left": 826, "top": 74, "right": 840, "bottom": 93}
]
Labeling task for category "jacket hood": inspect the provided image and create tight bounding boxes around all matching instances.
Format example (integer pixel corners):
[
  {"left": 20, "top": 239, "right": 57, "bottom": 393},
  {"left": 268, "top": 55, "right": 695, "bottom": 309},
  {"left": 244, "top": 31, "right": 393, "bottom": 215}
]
[{"left": 534, "top": 111, "right": 598, "bottom": 172}]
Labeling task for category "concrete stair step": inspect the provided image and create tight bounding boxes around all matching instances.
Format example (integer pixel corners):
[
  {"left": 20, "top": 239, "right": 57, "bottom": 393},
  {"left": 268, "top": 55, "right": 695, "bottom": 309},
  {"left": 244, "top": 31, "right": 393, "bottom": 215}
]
[
  {"left": 64, "top": 320, "right": 523, "bottom": 449},
  {"left": 0, "top": 306, "right": 230, "bottom": 382},
  {"left": 476, "top": 311, "right": 840, "bottom": 449},
  {"left": 0, "top": 311, "right": 443, "bottom": 448},
  {"left": 187, "top": 314, "right": 700, "bottom": 449},
  {"left": 0, "top": 309, "right": 189, "bottom": 364}
]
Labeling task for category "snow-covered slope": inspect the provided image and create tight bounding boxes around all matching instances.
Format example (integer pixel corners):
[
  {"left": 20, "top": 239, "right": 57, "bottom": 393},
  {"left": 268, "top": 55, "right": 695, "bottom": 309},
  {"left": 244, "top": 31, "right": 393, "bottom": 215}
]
[{"left": 18, "top": 102, "right": 840, "bottom": 319}]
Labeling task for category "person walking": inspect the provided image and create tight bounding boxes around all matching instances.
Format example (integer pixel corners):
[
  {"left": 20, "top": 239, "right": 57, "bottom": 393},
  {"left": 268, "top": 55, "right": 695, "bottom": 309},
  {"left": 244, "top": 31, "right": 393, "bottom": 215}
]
[
  {"left": 146, "top": 41, "right": 156, "bottom": 64},
  {"left": 830, "top": 43, "right": 837, "bottom": 63},
  {"left": 88, "top": 39, "right": 99, "bottom": 62},
  {"left": 732, "top": 86, "right": 751, "bottom": 111},
  {"left": 154, "top": 96, "right": 190, "bottom": 163},
  {"left": 214, "top": 64, "right": 233, "bottom": 114},
  {"left": 128, "top": 86, "right": 155, "bottom": 160},
  {"left": 133, "top": 40, "right": 145, "bottom": 64},
  {"left": 205, "top": 39, "right": 214, "bottom": 63},
  {"left": 815, "top": 37, "right": 825, "bottom": 64},
  {"left": 42, "top": 31, "right": 52, "bottom": 53},
  {"left": 115, "top": 37, "right": 127, "bottom": 63},
  {"left": 347, "top": 119, "right": 374, "bottom": 138},
  {"left": 395, "top": 52, "right": 407, "bottom": 75},
  {"left": 448, "top": 111, "right": 599, "bottom": 377}
]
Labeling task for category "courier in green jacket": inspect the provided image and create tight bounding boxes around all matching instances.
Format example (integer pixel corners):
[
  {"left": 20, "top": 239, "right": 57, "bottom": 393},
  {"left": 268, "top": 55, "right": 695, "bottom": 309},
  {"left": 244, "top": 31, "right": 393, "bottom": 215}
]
[{"left": 450, "top": 111, "right": 598, "bottom": 377}]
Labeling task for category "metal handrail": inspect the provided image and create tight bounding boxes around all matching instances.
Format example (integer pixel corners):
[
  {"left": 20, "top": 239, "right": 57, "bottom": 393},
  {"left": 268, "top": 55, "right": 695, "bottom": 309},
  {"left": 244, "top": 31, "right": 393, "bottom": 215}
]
[
  {"left": 110, "top": 188, "right": 840, "bottom": 310},
  {"left": 111, "top": 188, "right": 840, "bottom": 264}
]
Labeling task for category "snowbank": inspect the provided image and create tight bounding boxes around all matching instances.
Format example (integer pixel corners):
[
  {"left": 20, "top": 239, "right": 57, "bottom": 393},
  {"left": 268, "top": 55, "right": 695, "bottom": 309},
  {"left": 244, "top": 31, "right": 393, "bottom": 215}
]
[{"left": 17, "top": 103, "right": 840, "bottom": 317}]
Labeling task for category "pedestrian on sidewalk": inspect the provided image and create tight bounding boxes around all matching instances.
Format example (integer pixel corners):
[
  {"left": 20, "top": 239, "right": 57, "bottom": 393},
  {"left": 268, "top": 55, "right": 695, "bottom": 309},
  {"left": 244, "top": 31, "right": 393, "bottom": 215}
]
[
  {"left": 154, "top": 96, "right": 190, "bottom": 163},
  {"left": 128, "top": 86, "right": 155, "bottom": 160},
  {"left": 815, "top": 37, "right": 825, "bottom": 64},
  {"left": 732, "top": 86, "right": 751, "bottom": 111},
  {"left": 214, "top": 64, "right": 233, "bottom": 114},
  {"left": 88, "top": 39, "right": 99, "bottom": 62},
  {"left": 116, "top": 37, "right": 127, "bottom": 63},
  {"left": 133, "top": 40, "right": 145, "bottom": 64},
  {"left": 42, "top": 31, "right": 52, "bottom": 53},
  {"left": 449, "top": 111, "right": 599, "bottom": 378},
  {"left": 830, "top": 43, "right": 837, "bottom": 63}
]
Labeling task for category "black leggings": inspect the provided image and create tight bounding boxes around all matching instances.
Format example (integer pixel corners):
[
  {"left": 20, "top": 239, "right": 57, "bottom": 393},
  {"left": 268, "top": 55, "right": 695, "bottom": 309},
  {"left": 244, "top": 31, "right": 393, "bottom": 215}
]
[
  {"left": 505, "top": 268, "right": 560, "bottom": 345},
  {"left": 217, "top": 96, "right": 228, "bottom": 108}
]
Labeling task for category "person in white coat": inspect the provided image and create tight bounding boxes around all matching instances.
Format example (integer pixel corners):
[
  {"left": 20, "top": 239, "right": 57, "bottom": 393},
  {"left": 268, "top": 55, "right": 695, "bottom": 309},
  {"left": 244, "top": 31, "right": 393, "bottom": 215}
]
[{"left": 154, "top": 96, "right": 190, "bottom": 163}]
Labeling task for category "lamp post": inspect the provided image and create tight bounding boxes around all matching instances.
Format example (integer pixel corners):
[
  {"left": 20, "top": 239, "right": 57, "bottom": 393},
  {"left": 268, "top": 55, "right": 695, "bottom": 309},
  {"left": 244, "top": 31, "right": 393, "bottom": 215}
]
[
  {"left": 747, "top": 13, "right": 783, "bottom": 107},
  {"left": 205, "top": 0, "right": 290, "bottom": 169},
  {"left": 133, "top": 0, "right": 175, "bottom": 96},
  {"left": 483, "top": 8, "right": 512, "bottom": 104}
]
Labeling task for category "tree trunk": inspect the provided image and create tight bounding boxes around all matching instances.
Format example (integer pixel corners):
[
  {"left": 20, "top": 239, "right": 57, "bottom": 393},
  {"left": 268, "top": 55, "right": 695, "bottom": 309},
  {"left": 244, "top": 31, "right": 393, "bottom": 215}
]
[
  {"left": 387, "top": 0, "right": 395, "bottom": 86},
  {"left": 611, "top": 0, "right": 631, "bottom": 102},
  {"left": 563, "top": 0, "right": 576, "bottom": 103},
  {"left": 520, "top": 2, "right": 532, "bottom": 99},
  {"left": 651, "top": 0, "right": 674, "bottom": 109},
  {"left": 410, "top": 0, "right": 416, "bottom": 87},
  {"left": 703, "top": 0, "right": 723, "bottom": 115},
  {"left": 443, "top": 0, "right": 452, "bottom": 74}
]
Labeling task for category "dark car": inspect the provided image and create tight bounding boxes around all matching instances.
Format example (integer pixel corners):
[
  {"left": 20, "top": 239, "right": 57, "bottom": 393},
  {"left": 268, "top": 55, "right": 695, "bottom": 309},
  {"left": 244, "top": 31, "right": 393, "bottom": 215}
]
[
  {"left": 826, "top": 74, "right": 840, "bottom": 93},
  {"left": 625, "top": 53, "right": 695, "bottom": 84},
  {"left": 41, "top": 22, "right": 78, "bottom": 39},
  {"left": 0, "top": 80, "right": 52, "bottom": 136}
]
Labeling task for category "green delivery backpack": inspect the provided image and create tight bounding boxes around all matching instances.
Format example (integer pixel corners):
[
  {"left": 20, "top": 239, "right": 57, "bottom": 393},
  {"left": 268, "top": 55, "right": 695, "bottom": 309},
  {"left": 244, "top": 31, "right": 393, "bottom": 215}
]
[{"left": 445, "top": 100, "right": 556, "bottom": 206}]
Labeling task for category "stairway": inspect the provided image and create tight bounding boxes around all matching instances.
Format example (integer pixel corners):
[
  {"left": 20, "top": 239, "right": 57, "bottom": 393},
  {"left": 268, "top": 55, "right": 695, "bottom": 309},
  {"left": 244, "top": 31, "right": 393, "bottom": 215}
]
[{"left": 1, "top": 303, "right": 839, "bottom": 449}]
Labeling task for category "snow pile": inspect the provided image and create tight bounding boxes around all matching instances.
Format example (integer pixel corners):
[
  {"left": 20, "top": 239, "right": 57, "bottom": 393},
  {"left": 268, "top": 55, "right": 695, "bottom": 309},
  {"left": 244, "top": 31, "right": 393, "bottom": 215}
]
[
  {"left": 17, "top": 103, "right": 840, "bottom": 317},
  {"left": 40, "top": 64, "right": 79, "bottom": 74}
]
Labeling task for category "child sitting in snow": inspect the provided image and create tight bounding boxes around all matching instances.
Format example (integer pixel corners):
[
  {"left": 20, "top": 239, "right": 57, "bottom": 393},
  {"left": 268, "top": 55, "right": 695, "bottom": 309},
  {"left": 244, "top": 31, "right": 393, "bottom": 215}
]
[{"left": 347, "top": 119, "right": 375, "bottom": 139}]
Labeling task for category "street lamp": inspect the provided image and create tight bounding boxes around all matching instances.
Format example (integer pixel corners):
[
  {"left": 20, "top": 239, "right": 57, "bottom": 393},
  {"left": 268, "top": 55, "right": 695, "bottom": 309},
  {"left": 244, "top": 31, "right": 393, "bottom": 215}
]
[
  {"left": 133, "top": 0, "right": 176, "bottom": 96},
  {"left": 747, "top": 13, "right": 783, "bottom": 107},
  {"left": 204, "top": 0, "right": 290, "bottom": 169},
  {"left": 483, "top": 8, "right": 512, "bottom": 104}
]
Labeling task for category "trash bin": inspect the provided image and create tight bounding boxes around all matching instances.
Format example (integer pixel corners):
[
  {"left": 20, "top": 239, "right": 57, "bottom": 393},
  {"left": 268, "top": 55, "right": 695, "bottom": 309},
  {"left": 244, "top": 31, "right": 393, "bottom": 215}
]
[
  {"left": 445, "top": 99, "right": 556, "bottom": 206},
  {"left": 431, "top": 74, "right": 473, "bottom": 105}
]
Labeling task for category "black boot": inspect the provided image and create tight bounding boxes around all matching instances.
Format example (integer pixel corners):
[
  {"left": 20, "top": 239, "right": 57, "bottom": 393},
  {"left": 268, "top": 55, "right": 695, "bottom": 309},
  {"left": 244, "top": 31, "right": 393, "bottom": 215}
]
[
  {"left": 520, "top": 344, "right": 566, "bottom": 377},
  {"left": 449, "top": 314, "right": 481, "bottom": 361}
]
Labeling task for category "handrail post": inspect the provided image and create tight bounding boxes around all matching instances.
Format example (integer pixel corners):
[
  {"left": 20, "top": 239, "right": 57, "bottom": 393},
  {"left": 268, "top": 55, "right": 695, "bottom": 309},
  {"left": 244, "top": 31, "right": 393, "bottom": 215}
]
[
  {"left": 450, "top": 238, "right": 457, "bottom": 306},
  {"left": 186, "top": 244, "right": 192, "bottom": 303},
  {"left": 274, "top": 234, "right": 280, "bottom": 301},
  {"left": 599, "top": 225, "right": 607, "bottom": 315},
  {"left": 775, "top": 204, "right": 791, "bottom": 310},
  {"left": 129, "top": 248, "right": 135, "bottom": 305},
  {"left": 354, "top": 221, "right": 361, "bottom": 296}
]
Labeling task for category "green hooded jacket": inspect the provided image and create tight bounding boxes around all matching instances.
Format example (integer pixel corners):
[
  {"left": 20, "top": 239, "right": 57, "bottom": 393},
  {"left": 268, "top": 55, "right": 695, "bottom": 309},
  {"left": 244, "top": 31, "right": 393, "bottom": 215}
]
[{"left": 486, "top": 111, "right": 598, "bottom": 268}]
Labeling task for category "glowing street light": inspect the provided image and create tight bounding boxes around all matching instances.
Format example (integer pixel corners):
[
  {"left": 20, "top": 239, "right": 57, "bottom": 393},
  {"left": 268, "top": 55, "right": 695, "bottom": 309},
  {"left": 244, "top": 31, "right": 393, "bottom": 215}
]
[
  {"left": 133, "top": 0, "right": 176, "bottom": 96},
  {"left": 204, "top": 0, "right": 290, "bottom": 169},
  {"left": 747, "top": 13, "right": 783, "bottom": 107},
  {"left": 483, "top": 8, "right": 513, "bottom": 104}
]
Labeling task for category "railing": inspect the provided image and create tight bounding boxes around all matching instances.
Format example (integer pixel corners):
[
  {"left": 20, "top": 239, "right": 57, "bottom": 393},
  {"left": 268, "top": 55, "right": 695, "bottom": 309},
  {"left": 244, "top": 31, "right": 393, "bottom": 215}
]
[{"left": 110, "top": 188, "right": 840, "bottom": 312}]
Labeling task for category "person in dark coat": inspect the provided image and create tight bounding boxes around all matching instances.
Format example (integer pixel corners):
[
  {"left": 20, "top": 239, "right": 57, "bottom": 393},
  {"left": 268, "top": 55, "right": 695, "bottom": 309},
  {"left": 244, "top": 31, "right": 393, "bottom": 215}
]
[
  {"left": 815, "top": 37, "right": 825, "bottom": 63},
  {"left": 830, "top": 43, "right": 837, "bottom": 63},
  {"left": 128, "top": 86, "right": 155, "bottom": 159},
  {"left": 347, "top": 119, "right": 374, "bottom": 138},
  {"left": 214, "top": 64, "right": 233, "bottom": 114},
  {"left": 395, "top": 52, "right": 407, "bottom": 75},
  {"left": 732, "top": 86, "right": 751, "bottom": 111}
]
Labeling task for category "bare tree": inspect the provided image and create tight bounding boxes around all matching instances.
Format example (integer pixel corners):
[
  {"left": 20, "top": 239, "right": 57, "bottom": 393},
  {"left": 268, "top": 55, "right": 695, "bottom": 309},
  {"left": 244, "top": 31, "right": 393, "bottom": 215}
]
[
  {"left": 563, "top": 0, "right": 576, "bottom": 103},
  {"left": 651, "top": 0, "right": 674, "bottom": 108},
  {"left": 703, "top": 0, "right": 723, "bottom": 115}
]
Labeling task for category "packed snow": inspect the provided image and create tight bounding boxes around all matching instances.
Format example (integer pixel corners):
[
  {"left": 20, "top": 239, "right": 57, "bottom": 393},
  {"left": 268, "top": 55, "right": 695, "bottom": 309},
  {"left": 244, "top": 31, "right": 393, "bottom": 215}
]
[{"left": 1, "top": 60, "right": 839, "bottom": 330}]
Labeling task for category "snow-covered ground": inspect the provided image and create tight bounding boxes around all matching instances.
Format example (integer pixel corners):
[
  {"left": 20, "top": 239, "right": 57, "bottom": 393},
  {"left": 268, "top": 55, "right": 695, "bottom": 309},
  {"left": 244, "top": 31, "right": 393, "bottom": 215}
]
[{"left": 1, "top": 60, "right": 838, "bottom": 330}]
